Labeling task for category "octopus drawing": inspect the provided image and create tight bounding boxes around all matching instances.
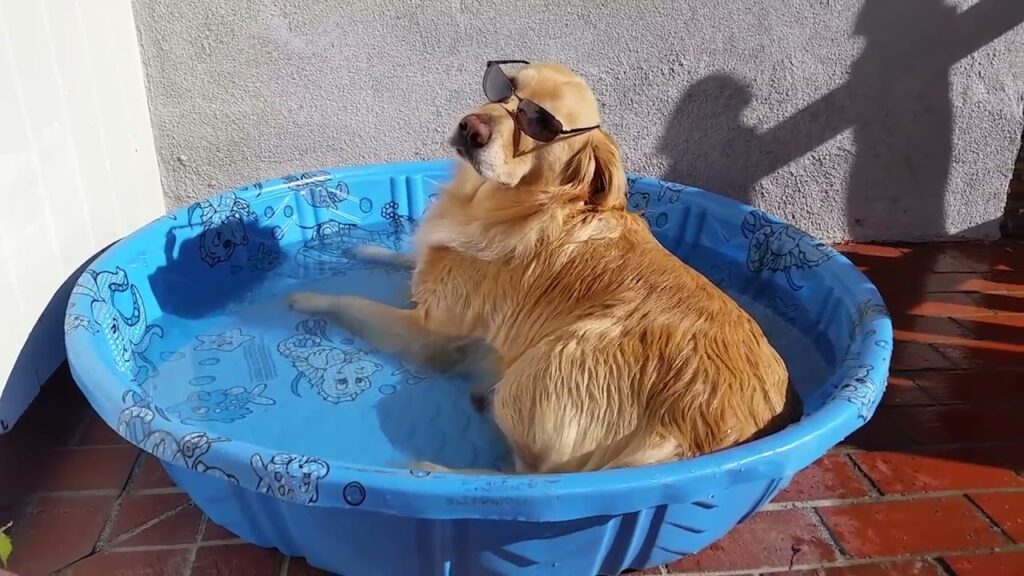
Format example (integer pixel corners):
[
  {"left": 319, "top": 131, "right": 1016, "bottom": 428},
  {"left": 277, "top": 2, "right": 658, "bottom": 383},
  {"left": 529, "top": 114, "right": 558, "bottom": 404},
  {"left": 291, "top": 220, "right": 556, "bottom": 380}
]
[
  {"left": 72, "top": 267, "right": 163, "bottom": 383},
  {"left": 741, "top": 210, "right": 837, "bottom": 291},
  {"left": 251, "top": 452, "right": 330, "bottom": 504},
  {"left": 277, "top": 319, "right": 383, "bottom": 404}
]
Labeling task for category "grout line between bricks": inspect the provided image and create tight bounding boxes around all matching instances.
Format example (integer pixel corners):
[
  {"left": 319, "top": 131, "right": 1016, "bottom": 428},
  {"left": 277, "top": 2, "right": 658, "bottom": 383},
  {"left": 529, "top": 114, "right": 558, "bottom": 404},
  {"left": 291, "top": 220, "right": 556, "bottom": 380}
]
[
  {"left": 809, "top": 507, "right": 848, "bottom": 559},
  {"left": 934, "top": 557, "right": 957, "bottom": 576},
  {"left": 92, "top": 450, "right": 146, "bottom": 552},
  {"left": 110, "top": 538, "right": 244, "bottom": 553},
  {"left": 842, "top": 452, "right": 883, "bottom": 497},
  {"left": 762, "top": 485, "right": 1024, "bottom": 511},
  {"left": 661, "top": 542, "right": 1024, "bottom": 574},
  {"left": 101, "top": 501, "right": 193, "bottom": 551},
  {"left": 184, "top": 512, "right": 209, "bottom": 575},
  {"left": 46, "top": 450, "right": 146, "bottom": 573},
  {"left": 964, "top": 493, "right": 1016, "bottom": 544},
  {"left": 279, "top": 555, "right": 291, "bottom": 576}
]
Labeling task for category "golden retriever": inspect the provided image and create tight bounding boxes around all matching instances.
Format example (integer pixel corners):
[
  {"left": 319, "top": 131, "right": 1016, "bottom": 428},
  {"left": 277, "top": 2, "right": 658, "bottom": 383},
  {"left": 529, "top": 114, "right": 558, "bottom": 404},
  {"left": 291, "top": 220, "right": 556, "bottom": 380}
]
[{"left": 290, "top": 62, "right": 798, "bottom": 474}]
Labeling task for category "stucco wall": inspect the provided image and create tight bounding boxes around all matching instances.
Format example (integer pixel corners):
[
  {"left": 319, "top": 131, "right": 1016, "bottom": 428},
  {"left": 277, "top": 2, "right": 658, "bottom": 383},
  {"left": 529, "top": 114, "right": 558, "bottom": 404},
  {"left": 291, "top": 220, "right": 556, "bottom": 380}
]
[{"left": 133, "top": 0, "right": 1024, "bottom": 242}]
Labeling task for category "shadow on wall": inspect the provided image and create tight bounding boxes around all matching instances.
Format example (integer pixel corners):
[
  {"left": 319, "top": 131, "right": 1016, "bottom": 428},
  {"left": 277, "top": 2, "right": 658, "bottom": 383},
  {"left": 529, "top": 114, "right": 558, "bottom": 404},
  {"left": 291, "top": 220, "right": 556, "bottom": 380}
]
[{"left": 661, "top": 0, "right": 1024, "bottom": 242}]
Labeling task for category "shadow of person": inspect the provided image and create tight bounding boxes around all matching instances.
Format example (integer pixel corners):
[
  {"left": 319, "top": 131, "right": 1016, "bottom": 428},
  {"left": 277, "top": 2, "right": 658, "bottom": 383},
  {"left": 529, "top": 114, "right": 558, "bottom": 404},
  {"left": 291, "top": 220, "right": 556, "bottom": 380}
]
[
  {"left": 659, "top": 74, "right": 760, "bottom": 204},
  {"left": 845, "top": 0, "right": 956, "bottom": 241},
  {"left": 660, "top": 0, "right": 1023, "bottom": 242}
]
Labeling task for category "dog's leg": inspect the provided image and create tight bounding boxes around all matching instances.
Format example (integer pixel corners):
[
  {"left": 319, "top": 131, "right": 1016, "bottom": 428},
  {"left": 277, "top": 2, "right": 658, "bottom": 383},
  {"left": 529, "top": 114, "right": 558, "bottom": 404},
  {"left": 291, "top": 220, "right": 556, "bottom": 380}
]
[
  {"left": 289, "top": 292, "right": 474, "bottom": 373},
  {"left": 350, "top": 245, "right": 416, "bottom": 270}
]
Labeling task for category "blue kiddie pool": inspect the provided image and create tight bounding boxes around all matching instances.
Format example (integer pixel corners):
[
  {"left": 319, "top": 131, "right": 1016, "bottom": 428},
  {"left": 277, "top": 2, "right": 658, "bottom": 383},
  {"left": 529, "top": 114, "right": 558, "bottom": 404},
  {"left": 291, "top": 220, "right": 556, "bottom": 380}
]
[{"left": 65, "top": 160, "right": 891, "bottom": 575}]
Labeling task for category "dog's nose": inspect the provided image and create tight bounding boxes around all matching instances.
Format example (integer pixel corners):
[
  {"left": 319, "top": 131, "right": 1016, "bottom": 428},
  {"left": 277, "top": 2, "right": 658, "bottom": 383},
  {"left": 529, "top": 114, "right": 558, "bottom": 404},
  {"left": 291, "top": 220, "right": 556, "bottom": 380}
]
[{"left": 458, "top": 114, "right": 491, "bottom": 148}]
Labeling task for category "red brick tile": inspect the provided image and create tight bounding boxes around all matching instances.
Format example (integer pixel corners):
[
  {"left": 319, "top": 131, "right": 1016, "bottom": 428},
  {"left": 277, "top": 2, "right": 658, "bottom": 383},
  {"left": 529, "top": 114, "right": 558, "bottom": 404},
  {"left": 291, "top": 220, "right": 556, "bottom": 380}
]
[
  {"left": 970, "top": 492, "right": 1024, "bottom": 543},
  {"left": 74, "top": 414, "right": 128, "bottom": 447},
  {"left": 882, "top": 375, "right": 935, "bottom": 407},
  {"left": 775, "top": 454, "right": 872, "bottom": 502},
  {"left": 817, "top": 496, "right": 1007, "bottom": 558},
  {"left": 839, "top": 408, "right": 911, "bottom": 452},
  {"left": 930, "top": 342, "right": 1024, "bottom": 370},
  {"left": 2, "top": 494, "right": 115, "bottom": 575},
  {"left": 900, "top": 243, "right": 1021, "bottom": 273},
  {"left": 201, "top": 518, "right": 239, "bottom": 542},
  {"left": 788, "top": 560, "right": 946, "bottom": 575},
  {"left": 899, "top": 405, "right": 1024, "bottom": 445},
  {"left": 36, "top": 446, "right": 138, "bottom": 493},
  {"left": 129, "top": 455, "right": 177, "bottom": 492},
  {"left": 892, "top": 315, "right": 975, "bottom": 344},
  {"left": 944, "top": 551, "right": 1024, "bottom": 576},
  {"left": 904, "top": 293, "right": 1024, "bottom": 318},
  {"left": 836, "top": 243, "right": 907, "bottom": 259},
  {"left": 665, "top": 509, "right": 837, "bottom": 572},
  {"left": 851, "top": 450, "right": 1024, "bottom": 494},
  {"left": 191, "top": 543, "right": 285, "bottom": 576},
  {"left": 911, "top": 370, "right": 1024, "bottom": 406},
  {"left": 108, "top": 494, "right": 201, "bottom": 547},
  {"left": 919, "top": 271, "right": 1024, "bottom": 294},
  {"left": 891, "top": 342, "right": 955, "bottom": 371},
  {"left": 59, "top": 549, "right": 191, "bottom": 575}
]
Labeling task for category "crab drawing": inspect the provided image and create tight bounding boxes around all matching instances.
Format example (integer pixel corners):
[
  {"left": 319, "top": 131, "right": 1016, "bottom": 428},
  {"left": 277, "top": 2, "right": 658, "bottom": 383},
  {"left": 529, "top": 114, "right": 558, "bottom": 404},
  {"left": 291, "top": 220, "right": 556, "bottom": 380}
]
[{"left": 277, "top": 319, "right": 383, "bottom": 404}]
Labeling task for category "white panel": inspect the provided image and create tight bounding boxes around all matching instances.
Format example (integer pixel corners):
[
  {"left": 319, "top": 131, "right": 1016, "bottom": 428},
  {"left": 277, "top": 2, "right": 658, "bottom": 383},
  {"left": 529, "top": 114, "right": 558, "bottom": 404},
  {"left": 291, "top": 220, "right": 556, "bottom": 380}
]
[{"left": 0, "top": 0, "right": 165, "bottom": 430}]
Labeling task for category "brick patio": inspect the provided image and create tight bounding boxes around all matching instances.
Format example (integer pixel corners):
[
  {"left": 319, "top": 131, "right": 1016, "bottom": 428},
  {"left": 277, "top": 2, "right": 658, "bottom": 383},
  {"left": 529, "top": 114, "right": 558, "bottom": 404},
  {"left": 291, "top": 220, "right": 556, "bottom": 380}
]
[{"left": 1, "top": 242, "right": 1023, "bottom": 575}]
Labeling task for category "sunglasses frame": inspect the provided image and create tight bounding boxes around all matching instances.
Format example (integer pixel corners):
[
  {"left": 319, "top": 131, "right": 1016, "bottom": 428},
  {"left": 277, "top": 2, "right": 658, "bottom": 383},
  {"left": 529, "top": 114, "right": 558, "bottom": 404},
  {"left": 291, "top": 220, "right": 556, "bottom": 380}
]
[{"left": 484, "top": 60, "right": 601, "bottom": 143}]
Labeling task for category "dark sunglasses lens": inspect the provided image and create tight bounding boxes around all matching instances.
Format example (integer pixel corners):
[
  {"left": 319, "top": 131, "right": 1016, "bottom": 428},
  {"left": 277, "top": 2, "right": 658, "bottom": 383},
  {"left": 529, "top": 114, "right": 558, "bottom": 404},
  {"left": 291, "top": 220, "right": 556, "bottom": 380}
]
[
  {"left": 483, "top": 64, "right": 514, "bottom": 103},
  {"left": 517, "top": 100, "right": 561, "bottom": 142}
]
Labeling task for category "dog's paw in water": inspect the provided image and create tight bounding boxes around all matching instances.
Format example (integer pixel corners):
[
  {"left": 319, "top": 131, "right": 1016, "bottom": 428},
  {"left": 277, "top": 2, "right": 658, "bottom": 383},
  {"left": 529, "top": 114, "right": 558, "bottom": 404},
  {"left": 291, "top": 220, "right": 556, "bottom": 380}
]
[
  {"left": 288, "top": 291, "right": 336, "bottom": 313},
  {"left": 351, "top": 245, "right": 416, "bottom": 269}
]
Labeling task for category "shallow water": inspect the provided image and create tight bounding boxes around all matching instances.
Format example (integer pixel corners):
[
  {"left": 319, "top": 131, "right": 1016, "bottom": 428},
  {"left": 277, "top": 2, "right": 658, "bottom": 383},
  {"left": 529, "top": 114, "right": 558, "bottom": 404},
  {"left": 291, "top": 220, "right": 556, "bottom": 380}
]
[{"left": 139, "top": 230, "right": 832, "bottom": 471}]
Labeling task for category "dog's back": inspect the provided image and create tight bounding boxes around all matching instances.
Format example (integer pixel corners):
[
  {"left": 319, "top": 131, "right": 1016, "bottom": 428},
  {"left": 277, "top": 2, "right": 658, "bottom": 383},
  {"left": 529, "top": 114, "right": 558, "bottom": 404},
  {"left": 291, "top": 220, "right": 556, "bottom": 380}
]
[{"left": 414, "top": 195, "right": 797, "bottom": 473}]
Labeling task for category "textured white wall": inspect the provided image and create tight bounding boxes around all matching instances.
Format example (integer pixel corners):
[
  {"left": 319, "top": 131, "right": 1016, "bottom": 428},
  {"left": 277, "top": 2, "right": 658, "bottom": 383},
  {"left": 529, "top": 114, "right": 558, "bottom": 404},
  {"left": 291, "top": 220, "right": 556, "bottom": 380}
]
[
  {"left": 0, "top": 1, "right": 165, "bottom": 430},
  {"left": 134, "top": 0, "right": 1024, "bottom": 242}
]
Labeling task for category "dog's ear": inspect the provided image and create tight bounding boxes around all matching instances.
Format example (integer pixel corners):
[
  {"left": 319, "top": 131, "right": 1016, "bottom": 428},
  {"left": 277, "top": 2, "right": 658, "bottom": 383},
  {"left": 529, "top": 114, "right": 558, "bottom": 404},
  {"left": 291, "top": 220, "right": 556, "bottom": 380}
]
[{"left": 583, "top": 130, "right": 627, "bottom": 210}]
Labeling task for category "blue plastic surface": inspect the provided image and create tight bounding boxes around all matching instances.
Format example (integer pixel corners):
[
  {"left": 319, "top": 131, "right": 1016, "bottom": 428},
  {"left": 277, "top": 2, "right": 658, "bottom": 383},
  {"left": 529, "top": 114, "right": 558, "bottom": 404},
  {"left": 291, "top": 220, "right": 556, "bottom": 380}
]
[{"left": 65, "top": 160, "right": 892, "bottom": 575}]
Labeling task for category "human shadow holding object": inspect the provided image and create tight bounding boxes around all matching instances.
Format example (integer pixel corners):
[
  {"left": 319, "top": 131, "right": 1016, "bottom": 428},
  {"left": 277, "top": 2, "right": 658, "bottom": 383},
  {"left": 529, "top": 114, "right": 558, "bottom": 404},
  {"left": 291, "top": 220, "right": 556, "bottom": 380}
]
[{"left": 661, "top": 0, "right": 1024, "bottom": 241}]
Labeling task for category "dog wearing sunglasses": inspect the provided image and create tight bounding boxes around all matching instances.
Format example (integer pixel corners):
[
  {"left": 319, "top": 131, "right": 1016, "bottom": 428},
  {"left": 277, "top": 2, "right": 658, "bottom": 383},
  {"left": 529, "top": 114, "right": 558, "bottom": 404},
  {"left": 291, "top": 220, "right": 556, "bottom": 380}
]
[{"left": 290, "top": 62, "right": 798, "bottom": 474}]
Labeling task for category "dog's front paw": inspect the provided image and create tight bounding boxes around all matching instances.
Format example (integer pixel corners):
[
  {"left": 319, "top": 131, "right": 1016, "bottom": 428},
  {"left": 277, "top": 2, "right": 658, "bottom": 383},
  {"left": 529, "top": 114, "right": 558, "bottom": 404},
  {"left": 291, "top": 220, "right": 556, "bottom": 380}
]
[{"left": 288, "top": 291, "right": 335, "bottom": 314}]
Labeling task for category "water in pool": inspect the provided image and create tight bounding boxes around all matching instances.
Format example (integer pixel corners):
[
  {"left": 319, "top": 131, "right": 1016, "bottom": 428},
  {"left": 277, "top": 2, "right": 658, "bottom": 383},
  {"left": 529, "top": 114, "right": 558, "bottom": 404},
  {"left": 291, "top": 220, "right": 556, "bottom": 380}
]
[{"left": 138, "top": 228, "right": 833, "bottom": 472}]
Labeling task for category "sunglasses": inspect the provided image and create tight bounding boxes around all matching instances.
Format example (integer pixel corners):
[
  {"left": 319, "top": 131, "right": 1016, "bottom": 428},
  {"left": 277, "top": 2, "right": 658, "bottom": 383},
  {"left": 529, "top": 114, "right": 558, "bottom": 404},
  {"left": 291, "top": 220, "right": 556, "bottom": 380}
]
[{"left": 483, "top": 60, "right": 600, "bottom": 143}]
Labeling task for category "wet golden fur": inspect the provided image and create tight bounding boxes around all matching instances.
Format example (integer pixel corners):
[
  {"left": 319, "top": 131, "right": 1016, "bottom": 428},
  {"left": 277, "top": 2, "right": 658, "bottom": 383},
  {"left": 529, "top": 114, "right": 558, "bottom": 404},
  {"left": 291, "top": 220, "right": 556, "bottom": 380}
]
[{"left": 290, "top": 63, "right": 797, "bottom": 474}]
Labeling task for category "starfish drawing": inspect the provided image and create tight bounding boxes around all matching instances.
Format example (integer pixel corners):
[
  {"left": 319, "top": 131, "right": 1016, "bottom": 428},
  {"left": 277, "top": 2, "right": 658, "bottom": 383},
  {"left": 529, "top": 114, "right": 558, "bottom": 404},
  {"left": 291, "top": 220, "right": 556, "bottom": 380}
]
[{"left": 194, "top": 328, "right": 255, "bottom": 352}]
